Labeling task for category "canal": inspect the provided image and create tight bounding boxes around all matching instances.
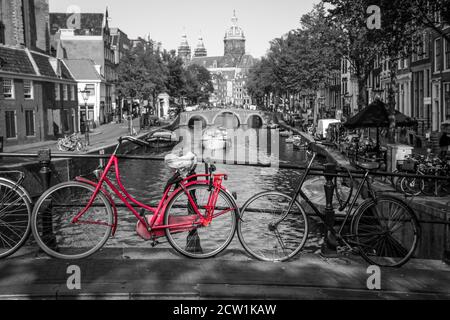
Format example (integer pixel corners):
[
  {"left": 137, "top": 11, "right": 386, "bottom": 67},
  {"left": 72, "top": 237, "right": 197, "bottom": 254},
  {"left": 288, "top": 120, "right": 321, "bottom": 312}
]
[{"left": 103, "top": 126, "right": 327, "bottom": 254}]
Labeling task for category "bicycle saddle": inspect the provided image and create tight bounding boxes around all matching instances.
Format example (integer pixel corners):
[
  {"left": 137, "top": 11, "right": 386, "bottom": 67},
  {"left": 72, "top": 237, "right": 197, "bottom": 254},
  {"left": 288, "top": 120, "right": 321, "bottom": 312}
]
[
  {"left": 355, "top": 161, "right": 380, "bottom": 171},
  {"left": 165, "top": 152, "right": 197, "bottom": 172}
]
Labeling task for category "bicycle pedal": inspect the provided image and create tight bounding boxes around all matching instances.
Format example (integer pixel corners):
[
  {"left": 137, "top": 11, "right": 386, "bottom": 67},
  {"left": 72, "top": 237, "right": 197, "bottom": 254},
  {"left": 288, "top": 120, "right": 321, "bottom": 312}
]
[{"left": 151, "top": 240, "right": 160, "bottom": 247}]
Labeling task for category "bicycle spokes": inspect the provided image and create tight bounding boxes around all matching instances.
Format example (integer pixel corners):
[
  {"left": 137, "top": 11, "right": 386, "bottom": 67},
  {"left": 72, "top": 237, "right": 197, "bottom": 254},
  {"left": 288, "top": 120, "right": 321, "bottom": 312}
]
[
  {"left": 354, "top": 197, "right": 418, "bottom": 267},
  {"left": 237, "top": 192, "right": 308, "bottom": 262}
]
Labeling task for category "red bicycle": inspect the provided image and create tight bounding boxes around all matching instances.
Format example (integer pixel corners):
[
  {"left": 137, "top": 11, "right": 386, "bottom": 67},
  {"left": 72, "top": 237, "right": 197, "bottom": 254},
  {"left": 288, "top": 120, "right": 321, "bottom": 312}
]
[{"left": 31, "top": 136, "right": 239, "bottom": 260}]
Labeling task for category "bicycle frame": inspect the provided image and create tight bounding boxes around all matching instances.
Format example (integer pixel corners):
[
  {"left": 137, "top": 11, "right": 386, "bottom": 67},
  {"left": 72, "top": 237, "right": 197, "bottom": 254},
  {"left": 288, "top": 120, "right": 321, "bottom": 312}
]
[
  {"left": 282, "top": 151, "right": 375, "bottom": 249},
  {"left": 72, "top": 139, "right": 235, "bottom": 238}
]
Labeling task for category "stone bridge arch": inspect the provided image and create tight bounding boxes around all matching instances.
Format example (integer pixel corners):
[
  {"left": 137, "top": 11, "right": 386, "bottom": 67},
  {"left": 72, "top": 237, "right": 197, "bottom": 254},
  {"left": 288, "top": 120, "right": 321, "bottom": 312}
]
[
  {"left": 180, "top": 109, "right": 267, "bottom": 127},
  {"left": 211, "top": 110, "right": 242, "bottom": 128},
  {"left": 244, "top": 113, "right": 265, "bottom": 128}
]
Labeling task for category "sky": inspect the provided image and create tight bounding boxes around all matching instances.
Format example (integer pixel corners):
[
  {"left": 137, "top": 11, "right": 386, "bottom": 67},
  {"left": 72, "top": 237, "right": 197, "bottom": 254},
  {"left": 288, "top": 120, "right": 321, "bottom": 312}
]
[{"left": 49, "top": 0, "right": 319, "bottom": 58}]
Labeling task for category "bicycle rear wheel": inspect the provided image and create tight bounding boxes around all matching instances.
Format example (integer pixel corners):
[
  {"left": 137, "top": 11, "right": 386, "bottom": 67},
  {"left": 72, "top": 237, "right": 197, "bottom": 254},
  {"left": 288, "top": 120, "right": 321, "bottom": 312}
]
[
  {"left": 400, "top": 175, "right": 424, "bottom": 196},
  {"left": 164, "top": 184, "right": 238, "bottom": 259},
  {"left": 237, "top": 192, "right": 309, "bottom": 262},
  {"left": 31, "top": 181, "right": 113, "bottom": 260},
  {"left": 352, "top": 196, "right": 420, "bottom": 267},
  {"left": 0, "top": 180, "right": 31, "bottom": 259}
]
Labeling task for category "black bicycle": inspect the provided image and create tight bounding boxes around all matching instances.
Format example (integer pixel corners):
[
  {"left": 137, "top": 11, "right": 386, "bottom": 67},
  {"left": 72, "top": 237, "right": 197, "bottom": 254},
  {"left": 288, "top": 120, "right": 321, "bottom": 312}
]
[
  {"left": 237, "top": 144, "right": 420, "bottom": 267},
  {"left": 0, "top": 171, "right": 32, "bottom": 259}
]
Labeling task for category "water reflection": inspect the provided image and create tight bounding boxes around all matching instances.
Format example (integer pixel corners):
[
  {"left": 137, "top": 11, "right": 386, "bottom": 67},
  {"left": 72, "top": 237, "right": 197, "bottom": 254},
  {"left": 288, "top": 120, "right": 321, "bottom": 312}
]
[{"left": 104, "top": 129, "right": 324, "bottom": 252}]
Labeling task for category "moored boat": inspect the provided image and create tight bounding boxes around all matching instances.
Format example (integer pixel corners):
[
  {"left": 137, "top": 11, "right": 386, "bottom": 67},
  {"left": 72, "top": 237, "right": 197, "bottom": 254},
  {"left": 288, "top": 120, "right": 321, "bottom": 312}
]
[
  {"left": 202, "top": 127, "right": 231, "bottom": 150},
  {"left": 280, "top": 130, "right": 293, "bottom": 138},
  {"left": 145, "top": 130, "right": 178, "bottom": 149},
  {"left": 286, "top": 135, "right": 302, "bottom": 144}
]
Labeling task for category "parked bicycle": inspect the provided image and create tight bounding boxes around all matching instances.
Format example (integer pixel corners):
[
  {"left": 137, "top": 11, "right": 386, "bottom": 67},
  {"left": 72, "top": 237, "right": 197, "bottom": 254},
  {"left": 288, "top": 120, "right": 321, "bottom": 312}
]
[
  {"left": 237, "top": 143, "right": 420, "bottom": 267},
  {"left": 0, "top": 171, "right": 32, "bottom": 259},
  {"left": 57, "top": 133, "right": 87, "bottom": 152},
  {"left": 399, "top": 154, "right": 450, "bottom": 197},
  {"left": 31, "top": 136, "right": 239, "bottom": 260}
]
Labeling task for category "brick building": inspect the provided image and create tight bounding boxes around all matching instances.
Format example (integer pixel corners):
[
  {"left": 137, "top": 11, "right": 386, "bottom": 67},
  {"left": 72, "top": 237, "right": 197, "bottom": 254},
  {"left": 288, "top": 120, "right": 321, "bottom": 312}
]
[{"left": 0, "top": 0, "right": 78, "bottom": 150}]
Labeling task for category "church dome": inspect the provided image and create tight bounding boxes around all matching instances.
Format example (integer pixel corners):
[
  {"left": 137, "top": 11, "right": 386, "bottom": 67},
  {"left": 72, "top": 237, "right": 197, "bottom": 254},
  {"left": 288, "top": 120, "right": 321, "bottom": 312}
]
[
  {"left": 178, "top": 32, "right": 191, "bottom": 61},
  {"left": 224, "top": 11, "right": 245, "bottom": 40},
  {"left": 194, "top": 36, "right": 207, "bottom": 57},
  {"left": 178, "top": 33, "right": 190, "bottom": 52}
]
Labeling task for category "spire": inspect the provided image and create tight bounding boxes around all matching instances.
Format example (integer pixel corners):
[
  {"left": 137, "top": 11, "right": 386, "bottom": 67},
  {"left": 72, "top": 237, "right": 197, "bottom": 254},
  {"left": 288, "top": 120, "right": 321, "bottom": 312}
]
[
  {"left": 224, "top": 11, "right": 245, "bottom": 57},
  {"left": 194, "top": 35, "right": 207, "bottom": 57},
  {"left": 231, "top": 10, "right": 238, "bottom": 26},
  {"left": 178, "top": 30, "right": 191, "bottom": 63}
]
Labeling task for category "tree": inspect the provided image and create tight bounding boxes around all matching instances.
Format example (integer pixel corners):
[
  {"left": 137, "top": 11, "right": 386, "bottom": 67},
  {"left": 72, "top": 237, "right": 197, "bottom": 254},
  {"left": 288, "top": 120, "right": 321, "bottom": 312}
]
[
  {"left": 162, "top": 49, "right": 187, "bottom": 101},
  {"left": 184, "top": 64, "right": 214, "bottom": 105},
  {"left": 246, "top": 57, "right": 275, "bottom": 108},
  {"left": 116, "top": 40, "right": 167, "bottom": 109},
  {"left": 325, "top": 0, "right": 450, "bottom": 140},
  {"left": 246, "top": 3, "right": 343, "bottom": 112}
]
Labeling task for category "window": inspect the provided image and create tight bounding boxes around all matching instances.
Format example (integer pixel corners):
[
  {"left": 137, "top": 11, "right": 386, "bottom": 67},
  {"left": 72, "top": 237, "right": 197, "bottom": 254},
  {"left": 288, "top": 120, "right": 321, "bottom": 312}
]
[
  {"left": 63, "top": 84, "right": 68, "bottom": 101},
  {"left": 445, "top": 39, "right": 450, "bottom": 70},
  {"left": 435, "top": 38, "right": 442, "bottom": 72},
  {"left": 23, "top": 80, "right": 33, "bottom": 99},
  {"left": 423, "top": 33, "right": 429, "bottom": 59},
  {"left": 25, "top": 110, "right": 35, "bottom": 136},
  {"left": 445, "top": 83, "right": 450, "bottom": 120},
  {"left": 5, "top": 111, "right": 17, "bottom": 138},
  {"left": 2, "top": 79, "right": 14, "bottom": 99},
  {"left": 55, "top": 84, "right": 60, "bottom": 100},
  {"left": 71, "top": 85, "right": 76, "bottom": 100}
]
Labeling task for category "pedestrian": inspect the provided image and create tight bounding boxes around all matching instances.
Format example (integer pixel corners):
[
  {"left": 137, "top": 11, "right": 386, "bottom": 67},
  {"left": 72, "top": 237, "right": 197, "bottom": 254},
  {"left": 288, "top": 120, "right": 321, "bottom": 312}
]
[{"left": 439, "top": 132, "right": 450, "bottom": 158}]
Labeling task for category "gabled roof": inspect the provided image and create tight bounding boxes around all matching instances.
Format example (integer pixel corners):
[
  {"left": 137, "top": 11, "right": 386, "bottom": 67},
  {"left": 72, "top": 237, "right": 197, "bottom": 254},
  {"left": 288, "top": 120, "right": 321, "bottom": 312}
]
[
  {"left": 63, "top": 59, "right": 103, "bottom": 81},
  {"left": 0, "top": 45, "right": 76, "bottom": 82},
  {"left": 31, "top": 52, "right": 57, "bottom": 77},
  {"left": 0, "top": 46, "right": 35, "bottom": 75},
  {"left": 60, "top": 61, "right": 75, "bottom": 80}
]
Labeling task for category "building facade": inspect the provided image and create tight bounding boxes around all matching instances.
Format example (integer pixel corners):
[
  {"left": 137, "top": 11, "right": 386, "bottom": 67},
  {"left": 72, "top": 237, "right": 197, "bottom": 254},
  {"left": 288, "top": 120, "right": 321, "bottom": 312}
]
[
  {"left": 0, "top": 0, "right": 78, "bottom": 150},
  {"left": 63, "top": 59, "right": 106, "bottom": 131},
  {"left": 180, "top": 11, "right": 256, "bottom": 108},
  {"left": 50, "top": 9, "right": 116, "bottom": 125}
]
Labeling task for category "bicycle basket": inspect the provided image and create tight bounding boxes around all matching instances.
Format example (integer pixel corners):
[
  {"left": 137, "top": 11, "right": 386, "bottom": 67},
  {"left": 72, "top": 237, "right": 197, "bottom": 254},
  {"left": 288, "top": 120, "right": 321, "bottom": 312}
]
[{"left": 402, "top": 159, "right": 417, "bottom": 172}]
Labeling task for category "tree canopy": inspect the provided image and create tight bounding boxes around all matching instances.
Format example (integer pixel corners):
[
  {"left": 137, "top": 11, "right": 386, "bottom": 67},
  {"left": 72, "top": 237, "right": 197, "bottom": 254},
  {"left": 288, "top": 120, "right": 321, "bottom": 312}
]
[{"left": 116, "top": 40, "right": 213, "bottom": 106}]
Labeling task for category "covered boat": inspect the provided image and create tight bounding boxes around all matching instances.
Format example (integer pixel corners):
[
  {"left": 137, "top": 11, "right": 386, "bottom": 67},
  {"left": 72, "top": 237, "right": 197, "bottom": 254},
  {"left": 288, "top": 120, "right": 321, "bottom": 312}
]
[{"left": 145, "top": 130, "right": 178, "bottom": 149}]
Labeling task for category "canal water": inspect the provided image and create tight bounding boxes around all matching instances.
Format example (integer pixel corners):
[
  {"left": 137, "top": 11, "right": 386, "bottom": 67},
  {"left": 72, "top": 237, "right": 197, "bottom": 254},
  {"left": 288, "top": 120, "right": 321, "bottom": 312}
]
[{"left": 103, "top": 126, "right": 326, "bottom": 253}]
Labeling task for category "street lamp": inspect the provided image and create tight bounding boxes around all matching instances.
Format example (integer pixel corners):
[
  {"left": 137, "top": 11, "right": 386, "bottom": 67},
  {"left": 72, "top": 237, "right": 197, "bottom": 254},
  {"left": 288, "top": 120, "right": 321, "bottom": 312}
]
[{"left": 80, "top": 89, "right": 91, "bottom": 146}]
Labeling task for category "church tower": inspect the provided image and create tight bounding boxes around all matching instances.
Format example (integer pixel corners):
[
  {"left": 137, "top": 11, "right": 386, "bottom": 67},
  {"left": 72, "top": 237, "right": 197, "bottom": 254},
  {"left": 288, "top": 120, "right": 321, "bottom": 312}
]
[
  {"left": 177, "top": 32, "right": 191, "bottom": 64},
  {"left": 224, "top": 10, "right": 245, "bottom": 58},
  {"left": 193, "top": 36, "right": 207, "bottom": 57}
]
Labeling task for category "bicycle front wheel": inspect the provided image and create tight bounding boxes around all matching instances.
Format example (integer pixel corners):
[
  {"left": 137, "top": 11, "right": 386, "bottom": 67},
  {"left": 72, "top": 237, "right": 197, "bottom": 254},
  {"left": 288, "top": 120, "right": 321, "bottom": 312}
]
[
  {"left": 237, "top": 192, "right": 309, "bottom": 262},
  {"left": 31, "top": 181, "right": 113, "bottom": 260},
  {"left": 164, "top": 184, "right": 238, "bottom": 259},
  {"left": 0, "top": 180, "right": 32, "bottom": 259},
  {"left": 352, "top": 196, "right": 420, "bottom": 267}
]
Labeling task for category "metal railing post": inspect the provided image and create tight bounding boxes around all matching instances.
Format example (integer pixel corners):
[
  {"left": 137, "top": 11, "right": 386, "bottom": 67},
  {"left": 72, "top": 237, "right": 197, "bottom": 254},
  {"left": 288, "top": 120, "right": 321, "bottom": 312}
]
[
  {"left": 38, "top": 149, "right": 52, "bottom": 191},
  {"left": 37, "top": 148, "right": 56, "bottom": 250},
  {"left": 323, "top": 163, "right": 338, "bottom": 253}
]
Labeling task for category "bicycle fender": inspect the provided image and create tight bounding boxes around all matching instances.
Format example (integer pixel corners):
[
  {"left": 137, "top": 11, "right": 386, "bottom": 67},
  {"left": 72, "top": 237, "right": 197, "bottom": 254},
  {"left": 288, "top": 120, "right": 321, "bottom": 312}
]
[
  {"left": 0, "top": 178, "right": 33, "bottom": 205},
  {"left": 161, "top": 181, "right": 240, "bottom": 219}
]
